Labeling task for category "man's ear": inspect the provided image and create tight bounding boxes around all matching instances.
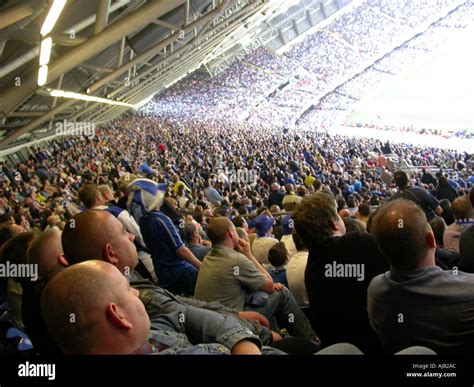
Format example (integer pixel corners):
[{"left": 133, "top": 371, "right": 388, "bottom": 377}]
[
  {"left": 426, "top": 230, "right": 437, "bottom": 249},
  {"left": 103, "top": 243, "right": 119, "bottom": 265},
  {"left": 57, "top": 253, "right": 69, "bottom": 267},
  {"left": 106, "top": 303, "right": 133, "bottom": 330}
]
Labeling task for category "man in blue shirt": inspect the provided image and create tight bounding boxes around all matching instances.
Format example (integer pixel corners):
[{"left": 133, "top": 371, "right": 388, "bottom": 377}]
[
  {"left": 128, "top": 179, "right": 201, "bottom": 296},
  {"left": 204, "top": 180, "right": 222, "bottom": 205},
  {"left": 140, "top": 207, "right": 201, "bottom": 297}
]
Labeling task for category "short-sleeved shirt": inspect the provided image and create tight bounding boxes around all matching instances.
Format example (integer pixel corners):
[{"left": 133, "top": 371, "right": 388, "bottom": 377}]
[
  {"left": 139, "top": 211, "right": 189, "bottom": 286},
  {"left": 251, "top": 236, "right": 279, "bottom": 266},
  {"left": 195, "top": 246, "right": 266, "bottom": 310}
]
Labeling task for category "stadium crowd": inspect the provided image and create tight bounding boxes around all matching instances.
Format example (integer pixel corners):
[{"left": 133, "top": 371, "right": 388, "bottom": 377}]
[
  {"left": 142, "top": 0, "right": 473, "bottom": 135},
  {"left": 1, "top": 110, "right": 473, "bottom": 355},
  {"left": 0, "top": 0, "right": 473, "bottom": 357}
]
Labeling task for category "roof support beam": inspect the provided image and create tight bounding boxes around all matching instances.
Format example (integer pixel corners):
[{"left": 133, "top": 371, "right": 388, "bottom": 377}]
[
  {"left": 87, "top": 1, "right": 236, "bottom": 95},
  {"left": 77, "top": 1, "right": 265, "bottom": 121},
  {"left": 9, "top": 29, "right": 87, "bottom": 46},
  {"left": 152, "top": 19, "right": 180, "bottom": 30},
  {"left": 0, "top": 0, "right": 130, "bottom": 80},
  {"left": 80, "top": 63, "right": 115, "bottom": 73},
  {"left": 94, "top": 0, "right": 110, "bottom": 34},
  {"left": 6, "top": 112, "right": 45, "bottom": 118},
  {"left": 184, "top": 0, "right": 190, "bottom": 27},
  {"left": 107, "top": 1, "right": 258, "bottom": 98},
  {"left": 0, "top": 1, "right": 36, "bottom": 30},
  {"left": 116, "top": 37, "right": 126, "bottom": 68},
  {"left": 0, "top": 0, "right": 186, "bottom": 135}
]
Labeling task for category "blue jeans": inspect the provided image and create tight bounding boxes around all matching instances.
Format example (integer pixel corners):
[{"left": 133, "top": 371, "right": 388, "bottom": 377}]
[{"left": 245, "top": 288, "right": 317, "bottom": 341}]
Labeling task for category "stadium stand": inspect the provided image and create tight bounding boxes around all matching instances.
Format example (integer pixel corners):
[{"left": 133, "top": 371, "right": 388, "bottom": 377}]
[{"left": 0, "top": 0, "right": 473, "bottom": 366}]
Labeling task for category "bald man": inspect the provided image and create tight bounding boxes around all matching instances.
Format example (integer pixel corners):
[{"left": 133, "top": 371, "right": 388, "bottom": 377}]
[
  {"left": 62, "top": 210, "right": 138, "bottom": 276},
  {"left": 22, "top": 227, "right": 68, "bottom": 354},
  {"left": 27, "top": 227, "right": 67, "bottom": 281},
  {"left": 195, "top": 217, "right": 317, "bottom": 341},
  {"left": 368, "top": 199, "right": 474, "bottom": 355},
  {"left": 41, "top": 261, "right": 263, "bottom": 354},
  {"left": 61, "top": 211, "right": 275, "bottom": 344}
]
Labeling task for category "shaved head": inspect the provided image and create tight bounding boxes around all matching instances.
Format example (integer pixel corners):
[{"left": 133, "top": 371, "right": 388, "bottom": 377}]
[
  {"left": 62, "top": 211, "right": 111, "bottom": 263},
  {"left": 61, "top": 211, "right": 138, "bottom": 274},
  {"left": 42, "top": 261, "right": 116, "bottom": 353},
  {"left": 27, "top": 227, "right": 65, "bottom": 280},
  {"left": 41, "top": 260, "right": 149, "bottom": 354}
]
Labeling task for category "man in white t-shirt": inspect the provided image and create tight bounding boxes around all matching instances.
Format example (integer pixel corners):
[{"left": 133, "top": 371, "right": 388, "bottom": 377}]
[{"left": 286, "top": 231, "right": 309, "bottom": 306}]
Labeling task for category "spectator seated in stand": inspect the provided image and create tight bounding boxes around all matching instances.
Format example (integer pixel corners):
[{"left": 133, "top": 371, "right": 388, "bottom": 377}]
[
  {"left": 251, "top": 214, "right": 279, "bottom": 267},
  {"left": 266, "top": 242, "right": 289, "bottom": 288},
  {"left": 368, "top": 199, "right": 474, "bottom": 355},
  {"left": 194, "top": 217, "right": 318, "bottom": 341},
  {"left": 41, "top": 261, "right": 265, "bottom": 355}
]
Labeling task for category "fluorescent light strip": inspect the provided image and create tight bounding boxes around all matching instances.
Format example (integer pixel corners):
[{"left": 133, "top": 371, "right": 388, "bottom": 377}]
[
  {"left": 49, "top": 89, "right": 134, "bottom": 107},
  {"left": 38, "top": 66, "right": 48, "bottom": 86},
  {"left": 39, "top": 37, "right": 53, "bottom": 66},
  {"left": 41, "top": 0, "right": 67, "bottom": 36},
  {"left": 134, "top": 95, "right": 154, "bottom": 109}
]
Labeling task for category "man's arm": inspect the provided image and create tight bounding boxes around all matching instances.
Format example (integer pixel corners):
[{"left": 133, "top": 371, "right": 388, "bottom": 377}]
[
  {"left": 417, "top": 187, "right": 442, "bottom": 215},
  {"left": 176, "top": 245, "right": 201, "bottom": 269},
  {"left": 231, "top": 340, "right": 262, "bottom": 355},
  {"left": 176, "top": 295, "right": 269, "bottom": 328},
  {"left": 152, "top": 307, "right": 262, "bottom": 353},
  {"left": 136, "top": 282, "right": 272, "bottom": 343},
  {"left": 235, "top": 238, "right": 273, "bottom": 293}
]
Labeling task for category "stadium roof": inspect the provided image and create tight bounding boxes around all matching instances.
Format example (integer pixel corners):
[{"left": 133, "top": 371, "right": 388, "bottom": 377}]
[{"left": 0, "top": 0, "right": 318, "bottom": 149}]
